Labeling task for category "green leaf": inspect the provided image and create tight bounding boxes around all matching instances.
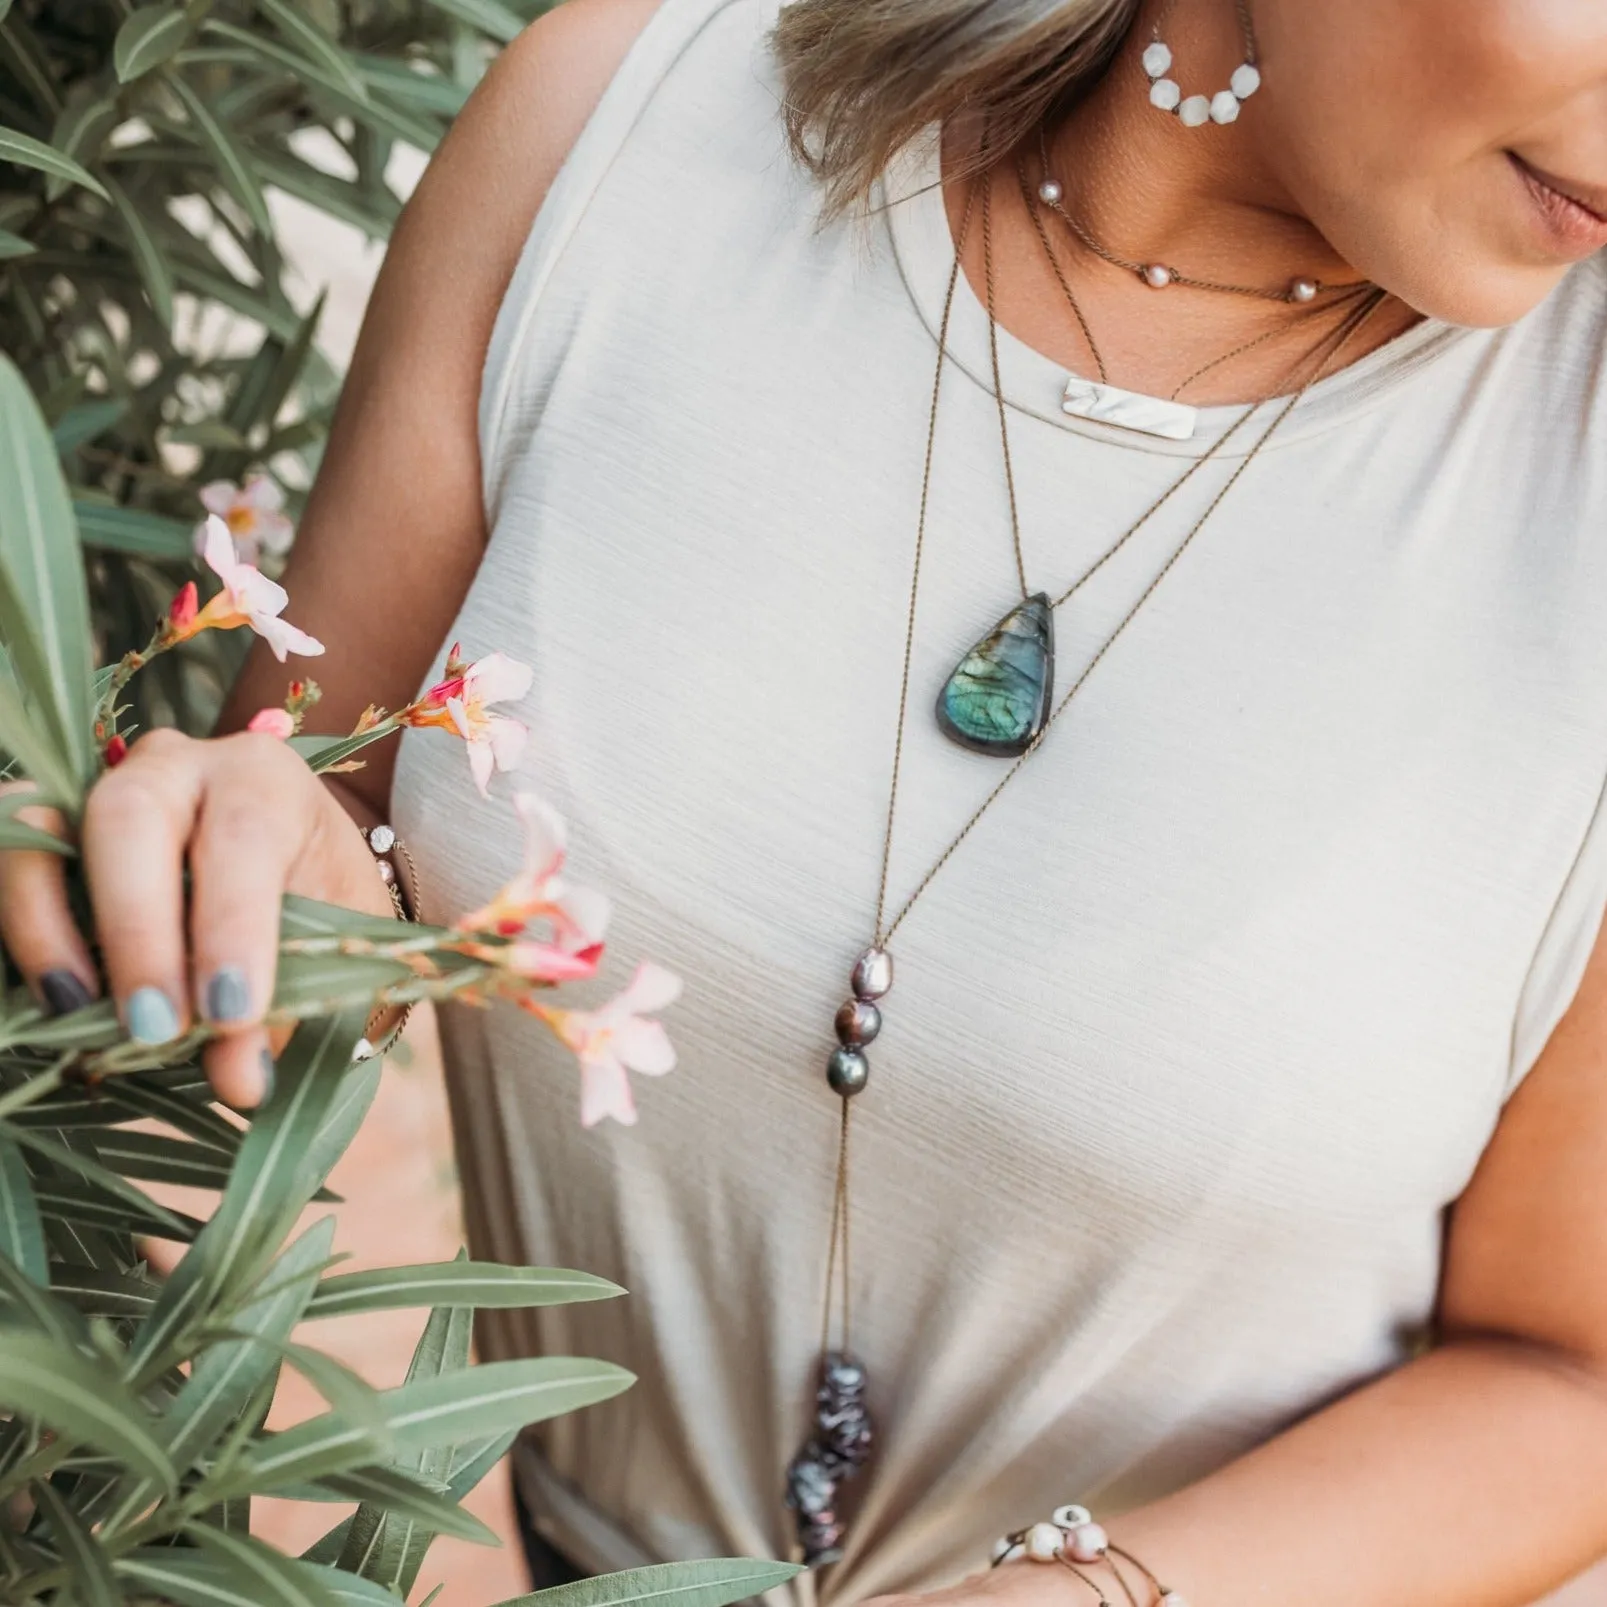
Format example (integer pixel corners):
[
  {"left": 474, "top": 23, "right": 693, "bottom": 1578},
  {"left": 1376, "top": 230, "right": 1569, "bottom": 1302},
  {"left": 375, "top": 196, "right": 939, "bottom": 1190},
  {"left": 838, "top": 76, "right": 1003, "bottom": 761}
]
[
  {"left": 194, "top": 1525, "right": 346, "bottom": 1607},
  {"left": 0, "top": 1135, "right": 45, "bottom": 1284},
  {"left": 490, "top": 1561, "right": 808, "bottom": 1607},
  {"left": 121, "top": 1540, "right": 343, "bottom": 1607},
  {"left": 0, "top": 656, "right": 78, "bottom": 807},
  {"left": 0, "top": 1328, "right": 176, "bottom": 1490},
  {"left": 256, "top": 0, "right": 369, "bottom": 103},
  {"left": 165, "top": 419, "right": 246, "bottom": 449},
  {"left": 231, "top": 1357, "right": 633, "bottom": 1496},
  {"left": 306, "top": 1262, "right": 623, "bottom": 1320},
  {"left": 114, "top": 4, "right": 191, "bottom": 83},
  {"left": 353, "top": 56, "right": 471, "bottom": 119},
  {"left": 316, "top": 1463, "right": 497, "bottom": 1545},
  {"left": 0, "top": 815, "right": 72, "bottom": 852},
  {"left": 104, "top": 174, "right": 175, "bottom": 327},
  {"left": 90, "top": 1127, "right": 236, "bottom": 1191},
  {"left": 47, "top": 94, "right": 119, "bottom": 202},
  {"left": 245, "top": 144, "right": 400, "bottom": 240},
  {"left": 0, "top": 353, "right": 96, "bottom": 796},
  {"left": 52, "top": 397, "right": 128, "bottom": 454},
  {"left": 6, "top": 1126, "right": 191, "bottom": 1236},
  {"left": 0, "top": 1250, "right": 89, "bottom": 1346},
  {"left": 33, "top": 1477, "right": 121, "bottom": 1607},
  {"left": 168, "top": 75, "right": 271, "bottom": 238},
  {"left": 50, "top": 1265, "right": 163, "bottom": 1319},
  {"left": 35, "top": 1181, "right": 202, "bottom": 1241},
  {"left": 0, "top": 125, "right": 108, "bottom": 200},
  {"left": 0, "top": 227, "right": 34, "bottom": 259},
  {"left": 419, "top": 0, "right": 526, "bottom": 44},
  {"left": 72, "top": 499, "right": 195, "bottom": 559}
]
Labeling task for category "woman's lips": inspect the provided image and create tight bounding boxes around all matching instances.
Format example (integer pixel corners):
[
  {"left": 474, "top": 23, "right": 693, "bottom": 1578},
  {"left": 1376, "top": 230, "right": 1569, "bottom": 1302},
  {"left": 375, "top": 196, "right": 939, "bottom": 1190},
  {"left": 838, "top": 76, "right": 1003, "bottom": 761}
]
[{"left": 1511, "top": 153, "right": 1607, "bottom": 258}]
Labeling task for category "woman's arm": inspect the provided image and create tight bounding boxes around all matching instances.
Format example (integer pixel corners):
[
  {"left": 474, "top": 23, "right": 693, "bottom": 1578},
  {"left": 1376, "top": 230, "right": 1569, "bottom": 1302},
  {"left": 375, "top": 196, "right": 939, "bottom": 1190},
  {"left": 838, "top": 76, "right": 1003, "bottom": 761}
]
[{"left": 909, "top": 912, "right": 1607, "bottom": 1607}]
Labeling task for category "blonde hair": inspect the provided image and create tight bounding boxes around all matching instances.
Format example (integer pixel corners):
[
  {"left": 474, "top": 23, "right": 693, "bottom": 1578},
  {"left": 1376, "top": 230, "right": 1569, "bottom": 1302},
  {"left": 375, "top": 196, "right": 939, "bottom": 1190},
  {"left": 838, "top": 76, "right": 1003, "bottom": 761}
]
[{"left": 774, "top": 0, "right": 1142, "bottom": 216}]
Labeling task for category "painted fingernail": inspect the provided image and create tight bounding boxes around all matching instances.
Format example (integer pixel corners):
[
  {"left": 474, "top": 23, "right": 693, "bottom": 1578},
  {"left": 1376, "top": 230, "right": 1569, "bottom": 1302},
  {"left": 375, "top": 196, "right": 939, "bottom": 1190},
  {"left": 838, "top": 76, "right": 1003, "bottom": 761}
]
[
  {"left": 203, "top": 966, "right": 252, "bottom": 1024},
  {"left": 126, "top": 986, "right": 181, "bottom": 1045},
  {"left": 256, "top": 1049, "right": 276, "bottom": 1107},
  {"left": 39, "top": 970, "right": 92, "bottom": 1018}
]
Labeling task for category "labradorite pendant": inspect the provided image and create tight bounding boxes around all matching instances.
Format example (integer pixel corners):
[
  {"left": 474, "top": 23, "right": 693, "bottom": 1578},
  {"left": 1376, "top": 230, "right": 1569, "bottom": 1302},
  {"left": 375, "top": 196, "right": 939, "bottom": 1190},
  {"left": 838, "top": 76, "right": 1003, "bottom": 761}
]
[{"left": 936, "top": 593, "right": 1055, "bottom": 757}]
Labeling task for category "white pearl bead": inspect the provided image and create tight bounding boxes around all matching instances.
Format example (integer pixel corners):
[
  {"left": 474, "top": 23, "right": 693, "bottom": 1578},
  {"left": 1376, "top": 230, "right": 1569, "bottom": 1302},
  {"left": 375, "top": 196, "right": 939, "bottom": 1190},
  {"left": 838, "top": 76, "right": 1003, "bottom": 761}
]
[
  {"left": 1289, "top": 278, "right": 1318, "bottom": 303},
  {"left": 1065, "top": 1522, "right": 1109, "bottom": 1563},
  {"left": 1230, "top": 62, "right": 1262, "bottom": 99},
  {"left": 1178, "top": 94, "right": 1211, "bottom": 128},
  {"left": 1142, "top": 263, "right": 1175, "bottom": 289},
  {"left": 1159, "top": 1595, "right": 1189, "bottom": 1607},
  {"left": 1038, "top": 179, "right": 1064, "bottom": 205},
  {"left": 1141, "top": 40, "right": 1173, "bottom": 78},
  {"left": 1209, "top": 90, "right": 1241, "bottom": 124},
  {"left": 368, "top": 824, "right": 396, "bottom": 854},
  {"left": 1051, "top": 1505, "right": 1093, "bottom": 1530},
  {"left": 991, "top": 1537, "right": 1014, "bottom": 1564},
  {"left": 1024, "top": 1522, "right": 1063, "bottom": 1562},
  {"left": 1149, "top": 77, "right": 1181, "bottom": 112}
]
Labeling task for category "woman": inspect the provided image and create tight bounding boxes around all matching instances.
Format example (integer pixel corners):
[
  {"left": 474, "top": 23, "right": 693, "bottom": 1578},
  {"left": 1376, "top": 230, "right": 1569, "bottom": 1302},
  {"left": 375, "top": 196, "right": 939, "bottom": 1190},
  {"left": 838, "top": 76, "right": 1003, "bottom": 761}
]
[{"left": 7, "top": 0, "right": 1607, "bottom": 1601}]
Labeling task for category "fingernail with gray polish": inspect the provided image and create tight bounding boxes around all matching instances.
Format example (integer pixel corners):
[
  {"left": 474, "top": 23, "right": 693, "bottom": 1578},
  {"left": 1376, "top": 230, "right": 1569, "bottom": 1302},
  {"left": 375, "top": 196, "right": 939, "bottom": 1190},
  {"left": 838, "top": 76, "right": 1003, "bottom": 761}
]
[
  {"left": 39, "top": 970, "right": 92, "bottom": 1018},
  {"left": 204, "top": 966, "right": 252, "bottom": 1024},
  {"left": 257, "top": 1049, "right": 276, "bottom": 1107},
  {"left": 126, "top": 986, "right": 181, "bottom": 1045}
]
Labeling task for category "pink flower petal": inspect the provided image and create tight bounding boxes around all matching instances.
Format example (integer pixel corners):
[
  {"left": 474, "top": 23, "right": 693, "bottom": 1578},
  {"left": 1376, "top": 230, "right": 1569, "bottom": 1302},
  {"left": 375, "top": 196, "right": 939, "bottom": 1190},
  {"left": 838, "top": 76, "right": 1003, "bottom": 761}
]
[
  {"left": 580, "top": 1053, "right": 638, "bottom": 1128},
  {"left": 467, "top": 651, "right": 534, "bottom": 706},
  {"left": 503, "top": 940, "right": 601, "bottom": 983},
  {"left": 614, "top": 1017, "right": 676, "bottom": 1077},
  {"left": 446, "top": 695, "right": 476, "bottom": 742},
  {"left": 247, "top": 707, "right": 295, "bottom": 739},
  {"left": 619, "top": 961, "right": 683, "bottom": 1016},
  {"left": 199, "top": 481, "right": 236, "bottom": 516},
  {"left": 555, "top": 884, "right": 612, "bottom": 949},
  {"left": 253, "top": 615, "right": 325, "bottom": 662},
  {"left": 514, "top": 792, "right": 567, "bottom": 878},
  {"left": 243, "top": 474, "right": 285, "bottom": 512},
  {"left": 233, "top": 566, "right": 290, "bottom": 618},
  {"left": 466, "top": 733, "right": 495, "bottom": 797},
  {"left": 258, "top": 511, "right": 296, "bottom": 557},
  {"left": 201, "top": 515, "right": 240, "bottom": 585},
  {"left": 487, "top": 715, "right": 528, "bottom": 774}
]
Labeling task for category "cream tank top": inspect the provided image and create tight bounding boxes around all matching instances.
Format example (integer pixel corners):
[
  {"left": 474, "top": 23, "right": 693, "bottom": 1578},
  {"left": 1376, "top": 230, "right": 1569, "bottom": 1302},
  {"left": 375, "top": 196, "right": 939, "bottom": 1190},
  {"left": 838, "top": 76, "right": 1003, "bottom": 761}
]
[{"left": 391, "top": 0, "right": 1607, "bottom": 1598}]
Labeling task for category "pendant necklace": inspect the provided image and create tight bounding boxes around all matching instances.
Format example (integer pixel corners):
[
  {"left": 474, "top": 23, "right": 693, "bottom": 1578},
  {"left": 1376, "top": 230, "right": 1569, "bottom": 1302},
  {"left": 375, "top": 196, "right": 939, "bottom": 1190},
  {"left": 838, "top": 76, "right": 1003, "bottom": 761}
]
[
  {"left": 936, "top": 153, "right": 1378, "bottom": 759},
  {"left": 783, "top": 154, "right": 1389, "bottom": 1566}
]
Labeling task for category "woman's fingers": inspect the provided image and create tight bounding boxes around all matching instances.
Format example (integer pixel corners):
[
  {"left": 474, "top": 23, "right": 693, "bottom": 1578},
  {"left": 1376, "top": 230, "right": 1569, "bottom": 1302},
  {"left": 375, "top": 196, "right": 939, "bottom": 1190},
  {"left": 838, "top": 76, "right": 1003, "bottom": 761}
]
[
  {"left": 0, "top": 788, "right": 100, "bottom": 1013},
  {"left": 187, "top": 733, "right": 315, "bottom": 1108},
  {"left": 80, "top": 729, "right": 202, "bottom": 1051}
]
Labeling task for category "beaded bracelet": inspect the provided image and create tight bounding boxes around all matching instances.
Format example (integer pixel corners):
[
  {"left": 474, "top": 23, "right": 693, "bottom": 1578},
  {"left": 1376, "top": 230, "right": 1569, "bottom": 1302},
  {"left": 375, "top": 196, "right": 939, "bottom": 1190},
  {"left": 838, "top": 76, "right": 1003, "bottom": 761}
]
[
  {"left": 990, "top": 1507, "right": 1187, "bottom": 1607},
  {"left": 354, "top": 824, "right": 421, "bottom": 1062}
]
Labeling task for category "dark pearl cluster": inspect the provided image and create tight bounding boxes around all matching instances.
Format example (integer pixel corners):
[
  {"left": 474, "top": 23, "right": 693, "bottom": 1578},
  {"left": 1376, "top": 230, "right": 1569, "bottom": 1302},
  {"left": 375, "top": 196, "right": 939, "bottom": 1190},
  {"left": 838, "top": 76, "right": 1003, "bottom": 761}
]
[
  {"left": 784, "top": 1351, "right": 875, "bottom": 1566},
  {"left": 826, "top": 948, "right": 892, "bottom": 1098}
]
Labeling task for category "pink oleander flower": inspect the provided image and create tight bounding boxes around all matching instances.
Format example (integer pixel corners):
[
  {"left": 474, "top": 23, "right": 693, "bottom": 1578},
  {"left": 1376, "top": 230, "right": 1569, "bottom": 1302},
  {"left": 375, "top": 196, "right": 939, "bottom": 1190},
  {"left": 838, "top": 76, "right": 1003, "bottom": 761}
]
[
  {"left": 456, "top": 792, "right": 610, "bottom": 952},
  {"left": 398, "top": 644, "right": 532, "bottom": 797},
  {"left": 527, "top": 961, "right": 682, "bottom": 1127},
  {"left": 196, "top": 475, "right": 294, "bottom": 566},
  {"left": 247, "top": 707, "right": 296, "bottom": 740},
  {"left": 170, "top": 517, "right": 324, "bottom": 662}
]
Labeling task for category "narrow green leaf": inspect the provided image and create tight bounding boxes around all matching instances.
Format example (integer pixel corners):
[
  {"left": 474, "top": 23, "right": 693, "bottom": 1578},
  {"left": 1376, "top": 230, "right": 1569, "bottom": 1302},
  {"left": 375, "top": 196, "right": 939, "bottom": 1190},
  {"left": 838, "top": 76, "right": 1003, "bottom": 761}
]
[
  {"left": 168, "top": 75, "right": 271, "bottom": 237},
  {"left": 0, "top": 353, "right": 96, "bottom": 794},
  {"left": 120, "top": 1542, "right": 343, "bottom": 1607},
  {"left": 72, "top": 499, "right": 195, "bottom": 559},
  {"left": 47, "top": 94, "right": 118, "bottom": 202},
  {"left": 0, "top": 1, "right": 13, "bottom": 25},
  {"left": 246, "top": 144, "right": 399, "bottom": 240},
  {"left": 53, "top": 397, "right": 128, "bottom": 453},
  {"left": 419, "top": 1588, "right": 445, "bottom": 1607},
  {"left": 191, "top": 1525, "right": 344, "bottom": 1607},
  {"left": 33, "top": 1478, "right": 120, "bottom": 1607},
  {"left": 50, "top": 1265, "right": 163, "bottom": 1319},
  {"left": 163, "top": 420, "right": 246, "bottom": 449},
  {"left": 0, "top": 227, "right": 34, "bottom": 259},
  {"left": 256, "top": 0, "right": 369, "bottom": 102},
  {"left": 490, "top": 1561, "right": 807, "bottom": 1607},
  {"left": 0, "top": 1329, "right": 176, "bottom": 1490},
  {"left": 316, "top": 1463, "right": 497, "bottom": 1545},
  {"left": 0, "top": 125, "right": 108, "bottom": 200},
  {"left": 0, "top": 1135, "right": 45, "bottom": 1283},
  {"left": 353, "top": 55, "right": 471, "bottom": 119},
  {"left": 103, "top": 175, "right": 175, "bottom": 327},
  {"left": 0, "top": 1251, "right": 89, "bottom": 1346},
  {"left": 0, "top": 815, "right": 72, "bottom": 853},
  {"left": 114, "top": 4, "right": 191, "bottom": 83},
  {"left": 305, "top": 1263, "right": 623, "bottom": 1320},
  {"left": 6, "top": 1126, "right": 190, "bottom": 1235},
  {"left": 35, "top": 1182, "right": 202, "bottom": 1241},
  {"left": 0, "top": 654, "right": 77, "bottom": 806},
  {"left": 419, "top": 0, "right": 526, "bottom": 44},
  {"left": 90, "top": 1128, "right": 236, "bottom": 1191}
]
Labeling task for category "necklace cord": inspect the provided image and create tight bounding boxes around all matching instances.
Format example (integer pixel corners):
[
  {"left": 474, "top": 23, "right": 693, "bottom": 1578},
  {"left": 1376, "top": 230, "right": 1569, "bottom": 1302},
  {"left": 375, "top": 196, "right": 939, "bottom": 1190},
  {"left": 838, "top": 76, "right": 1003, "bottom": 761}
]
[{"left": 982, "top": 162, "right": 1032, "bottom": 602}]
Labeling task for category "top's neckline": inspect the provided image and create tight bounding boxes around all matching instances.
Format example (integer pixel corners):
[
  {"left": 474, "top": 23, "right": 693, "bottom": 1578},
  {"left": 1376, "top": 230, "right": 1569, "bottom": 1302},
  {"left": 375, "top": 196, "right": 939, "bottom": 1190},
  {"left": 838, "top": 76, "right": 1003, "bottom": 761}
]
[{"left": 880, "top": 127, "right": 1479, "bottom": 459}]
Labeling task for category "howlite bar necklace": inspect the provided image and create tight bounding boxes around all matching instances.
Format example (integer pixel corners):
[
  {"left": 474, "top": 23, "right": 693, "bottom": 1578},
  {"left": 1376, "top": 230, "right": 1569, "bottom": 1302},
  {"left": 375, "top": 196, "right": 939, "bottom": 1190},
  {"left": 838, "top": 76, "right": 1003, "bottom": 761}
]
[{"left": 782, "top": 158, "right": 1389, "bottom": 1566}]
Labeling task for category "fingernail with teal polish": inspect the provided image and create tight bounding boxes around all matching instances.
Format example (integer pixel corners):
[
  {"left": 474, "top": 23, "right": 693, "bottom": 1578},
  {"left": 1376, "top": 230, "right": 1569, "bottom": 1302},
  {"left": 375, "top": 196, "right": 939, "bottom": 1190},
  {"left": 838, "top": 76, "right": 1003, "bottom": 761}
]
[
  {"left": 204, "top": 966, "right": 251, "bottom": 1024},
  {"left": 258, "top": 1049, "right": 276, "bottom": 1106},
  {"left": 126, "top": 987, "right": 180, "bottom": 1045}
]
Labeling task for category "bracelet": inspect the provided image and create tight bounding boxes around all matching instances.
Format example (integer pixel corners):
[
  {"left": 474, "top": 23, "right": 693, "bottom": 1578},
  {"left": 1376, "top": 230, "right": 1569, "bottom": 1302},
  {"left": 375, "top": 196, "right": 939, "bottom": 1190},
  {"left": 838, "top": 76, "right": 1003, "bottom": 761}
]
[
  {"left": 353, "top": 824, "right": 423, "bottom": 1062},
  {"left": 990, "top": 1507, "right": 1186, "bottom": 1607}
]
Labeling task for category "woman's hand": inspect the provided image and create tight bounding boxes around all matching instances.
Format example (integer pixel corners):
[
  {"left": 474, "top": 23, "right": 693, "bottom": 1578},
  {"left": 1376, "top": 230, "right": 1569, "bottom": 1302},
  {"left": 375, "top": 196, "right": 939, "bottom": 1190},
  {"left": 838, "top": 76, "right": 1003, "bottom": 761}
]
[{"left": 0, "top": 728, "right": 395, "bottom": 1110}]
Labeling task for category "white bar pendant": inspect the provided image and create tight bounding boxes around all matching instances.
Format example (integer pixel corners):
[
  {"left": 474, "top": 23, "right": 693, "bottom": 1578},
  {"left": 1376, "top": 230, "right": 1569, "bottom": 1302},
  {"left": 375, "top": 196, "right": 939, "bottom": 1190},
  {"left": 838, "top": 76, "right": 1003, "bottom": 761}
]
[{"left": 1062, "top": 377, "right": 1198, "bottom": 441}]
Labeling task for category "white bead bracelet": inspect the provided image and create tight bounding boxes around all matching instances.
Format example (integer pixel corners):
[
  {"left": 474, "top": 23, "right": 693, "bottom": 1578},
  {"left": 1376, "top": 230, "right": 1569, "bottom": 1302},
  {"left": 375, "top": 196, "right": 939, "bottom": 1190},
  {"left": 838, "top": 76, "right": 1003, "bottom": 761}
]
[{"left": 989, "top": 1507, "right": 1188, "bottom": 1607}]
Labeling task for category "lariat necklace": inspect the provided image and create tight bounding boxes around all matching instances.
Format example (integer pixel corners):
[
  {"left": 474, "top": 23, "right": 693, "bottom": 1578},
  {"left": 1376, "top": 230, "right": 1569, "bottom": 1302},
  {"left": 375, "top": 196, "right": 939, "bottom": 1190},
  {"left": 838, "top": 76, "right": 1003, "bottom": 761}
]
[{"left": 783, "top": 147, "right": 1387, "bottom": 1566}]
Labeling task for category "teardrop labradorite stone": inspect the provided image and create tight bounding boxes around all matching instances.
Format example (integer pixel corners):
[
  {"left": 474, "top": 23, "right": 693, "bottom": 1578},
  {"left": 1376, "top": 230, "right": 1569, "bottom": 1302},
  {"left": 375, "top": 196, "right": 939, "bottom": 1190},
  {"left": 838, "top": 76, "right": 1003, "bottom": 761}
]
[{"left": 936, "top": 593, "right": 1055, "bottom": 757}]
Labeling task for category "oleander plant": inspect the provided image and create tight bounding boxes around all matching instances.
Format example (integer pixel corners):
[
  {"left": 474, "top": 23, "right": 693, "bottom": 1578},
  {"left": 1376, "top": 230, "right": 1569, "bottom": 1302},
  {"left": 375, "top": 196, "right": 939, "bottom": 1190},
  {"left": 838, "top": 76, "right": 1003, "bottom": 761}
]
[{"left": 0, "top": 3, "right": 796, "bottom": 1597}]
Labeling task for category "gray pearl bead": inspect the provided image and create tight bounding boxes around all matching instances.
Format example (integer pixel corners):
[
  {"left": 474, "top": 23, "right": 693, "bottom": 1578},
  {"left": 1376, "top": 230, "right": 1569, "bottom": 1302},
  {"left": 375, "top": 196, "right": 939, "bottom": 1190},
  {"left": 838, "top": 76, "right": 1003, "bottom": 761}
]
[
  {"left": 851, "top": 947, "right": 893, "bottom": 1001},
  {"left": 827, "top": 1048, "right": 870, "bottom": 1097},
  {"left": 834, "top": 999, "right": 882, "bottom": 1048}
]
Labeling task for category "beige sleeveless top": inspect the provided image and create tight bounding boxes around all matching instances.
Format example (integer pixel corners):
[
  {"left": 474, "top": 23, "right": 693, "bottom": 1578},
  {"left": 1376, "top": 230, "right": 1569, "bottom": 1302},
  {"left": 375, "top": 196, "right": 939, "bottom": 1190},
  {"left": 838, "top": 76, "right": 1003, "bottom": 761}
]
[{"left": 391, "top": 0, "right": 1607, "bottom": 1599}]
